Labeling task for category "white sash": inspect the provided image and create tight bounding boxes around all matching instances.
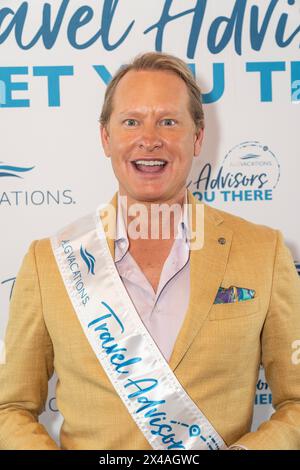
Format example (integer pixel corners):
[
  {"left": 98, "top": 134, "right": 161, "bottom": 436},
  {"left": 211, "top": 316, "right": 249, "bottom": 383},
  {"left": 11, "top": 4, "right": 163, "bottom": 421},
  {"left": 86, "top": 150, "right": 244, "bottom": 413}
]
[{"left": 50, "top": 208, "right": 227, "bottom": 451}]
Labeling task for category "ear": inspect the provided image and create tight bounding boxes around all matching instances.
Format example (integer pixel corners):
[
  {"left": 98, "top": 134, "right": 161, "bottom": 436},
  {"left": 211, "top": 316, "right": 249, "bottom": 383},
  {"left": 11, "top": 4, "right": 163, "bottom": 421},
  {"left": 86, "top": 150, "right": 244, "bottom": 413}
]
[
  {"left": 100, "top": 125, "right": 111, "bottom": 158},
  {"left": 193, "top": 128, "right": 204, "bottom": 157}
]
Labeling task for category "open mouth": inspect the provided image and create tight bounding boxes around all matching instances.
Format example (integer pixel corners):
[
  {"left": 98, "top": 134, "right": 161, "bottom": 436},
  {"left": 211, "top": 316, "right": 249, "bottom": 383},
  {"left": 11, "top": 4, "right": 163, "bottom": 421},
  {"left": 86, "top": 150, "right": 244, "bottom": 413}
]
[{"left": 131, "top": 159, "right": 168, "bottom": 174}]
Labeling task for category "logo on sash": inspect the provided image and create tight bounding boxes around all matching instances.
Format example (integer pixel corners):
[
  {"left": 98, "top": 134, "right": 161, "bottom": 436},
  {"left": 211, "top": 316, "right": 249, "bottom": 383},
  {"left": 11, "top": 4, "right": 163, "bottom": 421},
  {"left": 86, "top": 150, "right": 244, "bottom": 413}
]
[{"left": 80, "top": 245, "right": 96, "bottom": 275}]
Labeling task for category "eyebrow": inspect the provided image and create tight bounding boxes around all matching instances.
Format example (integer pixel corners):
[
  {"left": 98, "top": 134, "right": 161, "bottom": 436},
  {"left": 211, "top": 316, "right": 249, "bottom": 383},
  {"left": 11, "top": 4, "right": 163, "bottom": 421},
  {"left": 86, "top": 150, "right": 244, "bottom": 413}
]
[{"left": 118, "top": 109, "right": 183, "bottom": 117}]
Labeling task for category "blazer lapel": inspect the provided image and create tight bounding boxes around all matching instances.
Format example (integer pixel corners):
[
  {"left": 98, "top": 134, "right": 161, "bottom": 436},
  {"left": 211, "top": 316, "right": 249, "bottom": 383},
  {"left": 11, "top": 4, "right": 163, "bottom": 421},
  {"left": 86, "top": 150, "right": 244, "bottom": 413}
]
[{"left": 168, "top": 192, "right": 233, "bottom": 371}]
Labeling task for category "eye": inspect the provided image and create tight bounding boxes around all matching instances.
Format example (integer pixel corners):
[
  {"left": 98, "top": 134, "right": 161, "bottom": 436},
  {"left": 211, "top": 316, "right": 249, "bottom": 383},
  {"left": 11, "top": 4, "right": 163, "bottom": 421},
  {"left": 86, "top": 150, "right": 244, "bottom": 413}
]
[
  {"left": 160, "top": 118, "right": 176, "bottom": 127},
  {"left": 124, "top": 119, "right": 139, "bottom": 127}
]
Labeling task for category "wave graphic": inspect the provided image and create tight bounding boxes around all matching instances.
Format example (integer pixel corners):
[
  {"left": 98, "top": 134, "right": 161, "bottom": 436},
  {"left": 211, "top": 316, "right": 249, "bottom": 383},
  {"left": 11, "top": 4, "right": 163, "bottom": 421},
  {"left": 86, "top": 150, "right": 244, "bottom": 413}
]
[
  {"left": 0, "top": 162, "right": 35, "bottom": 178},
  {"left": 80, "top": 246, "right": 96, "bottom": 275}
]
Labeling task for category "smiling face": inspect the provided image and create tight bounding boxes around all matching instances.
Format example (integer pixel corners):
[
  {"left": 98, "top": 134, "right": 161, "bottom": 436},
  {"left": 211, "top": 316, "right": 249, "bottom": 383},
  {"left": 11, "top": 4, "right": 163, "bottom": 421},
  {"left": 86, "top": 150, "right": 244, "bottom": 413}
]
[{"left": 100, "top": 70, "right": 204, "bottom": 205}]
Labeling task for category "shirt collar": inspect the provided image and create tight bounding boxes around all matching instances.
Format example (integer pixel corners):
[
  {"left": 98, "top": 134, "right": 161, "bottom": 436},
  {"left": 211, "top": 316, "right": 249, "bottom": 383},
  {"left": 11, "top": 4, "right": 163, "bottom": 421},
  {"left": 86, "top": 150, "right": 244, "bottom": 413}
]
[{"left": 114, "top": 190, "right": 190, "bottom": 263}]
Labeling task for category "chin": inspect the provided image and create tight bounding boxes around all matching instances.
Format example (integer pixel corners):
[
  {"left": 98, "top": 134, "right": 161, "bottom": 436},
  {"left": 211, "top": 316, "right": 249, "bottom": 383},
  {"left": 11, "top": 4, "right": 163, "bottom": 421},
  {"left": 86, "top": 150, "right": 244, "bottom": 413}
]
[
  {"left": 136, "top": 194, "right": 163, "bottom": 202},
  {"left": 131, "top": 191, "right": 167, "bottom": 203}
]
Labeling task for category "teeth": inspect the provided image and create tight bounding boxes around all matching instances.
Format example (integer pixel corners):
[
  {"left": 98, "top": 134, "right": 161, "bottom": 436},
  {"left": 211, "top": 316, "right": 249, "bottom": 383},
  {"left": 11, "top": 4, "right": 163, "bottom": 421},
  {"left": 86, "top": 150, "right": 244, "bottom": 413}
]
[{"left": 134, "top": 160, "right": 166, "bottom": 166}]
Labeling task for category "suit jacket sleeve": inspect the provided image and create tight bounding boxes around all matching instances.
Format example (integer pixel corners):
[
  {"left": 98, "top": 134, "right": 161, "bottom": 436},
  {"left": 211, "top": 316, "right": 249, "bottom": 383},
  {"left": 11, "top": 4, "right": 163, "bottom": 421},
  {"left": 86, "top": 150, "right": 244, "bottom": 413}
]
[
  {"left": 0, "top": 241, "right": 60, "bottom": 450},
  {"left": 233, "top": 230, "right": 300, "bottom": 450}
]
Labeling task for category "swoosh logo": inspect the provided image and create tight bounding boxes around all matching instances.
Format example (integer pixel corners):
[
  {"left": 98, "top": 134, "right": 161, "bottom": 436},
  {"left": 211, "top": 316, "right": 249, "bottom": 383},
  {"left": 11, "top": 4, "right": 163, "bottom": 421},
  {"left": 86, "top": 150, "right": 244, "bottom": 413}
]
[
  {"left": 80, "top": 246, "right": 96, "bottom": 275},
  {"left": 240, "top": 154, "right": 260, "bottom": 160},
  {"left": 0, "top": 162, "right": 35, "bottom": 178}
]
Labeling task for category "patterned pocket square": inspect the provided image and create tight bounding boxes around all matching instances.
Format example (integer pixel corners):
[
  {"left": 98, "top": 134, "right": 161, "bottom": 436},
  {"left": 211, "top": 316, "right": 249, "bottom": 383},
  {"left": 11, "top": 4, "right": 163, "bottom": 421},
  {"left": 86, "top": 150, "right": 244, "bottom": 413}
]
[{"left": 214, "top": 286, "right": 255, "bottom": 304}]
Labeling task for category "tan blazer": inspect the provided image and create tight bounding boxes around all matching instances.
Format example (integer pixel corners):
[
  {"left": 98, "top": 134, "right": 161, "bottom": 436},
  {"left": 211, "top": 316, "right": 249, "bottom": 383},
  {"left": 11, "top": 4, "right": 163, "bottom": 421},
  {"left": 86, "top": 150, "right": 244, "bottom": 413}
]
[{"left": 0, "top": 191, "right": 300, "bottom": 450}]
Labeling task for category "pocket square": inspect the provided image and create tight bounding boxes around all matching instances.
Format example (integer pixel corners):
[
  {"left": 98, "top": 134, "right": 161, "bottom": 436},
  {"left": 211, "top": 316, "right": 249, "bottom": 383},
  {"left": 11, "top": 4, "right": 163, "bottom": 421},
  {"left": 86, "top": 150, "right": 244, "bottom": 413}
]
[{"left": 214, "top": 286, "right": 255, "bottom": 304}]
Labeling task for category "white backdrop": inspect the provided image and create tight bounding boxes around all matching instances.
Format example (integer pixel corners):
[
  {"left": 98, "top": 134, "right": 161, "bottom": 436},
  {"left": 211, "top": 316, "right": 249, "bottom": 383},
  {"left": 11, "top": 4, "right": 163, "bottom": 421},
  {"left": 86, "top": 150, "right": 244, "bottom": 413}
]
[{"left": 0, "top": 0, "right": 299, "bottom": 446}]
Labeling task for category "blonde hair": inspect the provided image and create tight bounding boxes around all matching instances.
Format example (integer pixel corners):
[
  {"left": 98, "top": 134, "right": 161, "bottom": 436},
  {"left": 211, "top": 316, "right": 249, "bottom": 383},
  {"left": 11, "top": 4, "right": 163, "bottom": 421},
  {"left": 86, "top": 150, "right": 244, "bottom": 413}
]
[{"left": 99, "top": 52, "right": 204, "bottom": 130}]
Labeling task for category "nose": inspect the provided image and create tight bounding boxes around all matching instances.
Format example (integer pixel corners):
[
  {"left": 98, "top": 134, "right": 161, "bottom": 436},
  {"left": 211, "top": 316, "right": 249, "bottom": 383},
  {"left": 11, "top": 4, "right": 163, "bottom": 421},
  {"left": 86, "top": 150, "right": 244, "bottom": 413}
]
[{"left": 137, "top": 125, "right": 163, "bottom": 152}]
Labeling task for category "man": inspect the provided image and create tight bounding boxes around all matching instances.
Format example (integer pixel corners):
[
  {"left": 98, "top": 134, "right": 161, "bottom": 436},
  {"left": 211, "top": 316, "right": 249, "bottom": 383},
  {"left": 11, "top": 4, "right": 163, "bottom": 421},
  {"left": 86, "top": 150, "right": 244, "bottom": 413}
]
[{"left": 0, "top": 52, "right": 300, "bottom": 450}]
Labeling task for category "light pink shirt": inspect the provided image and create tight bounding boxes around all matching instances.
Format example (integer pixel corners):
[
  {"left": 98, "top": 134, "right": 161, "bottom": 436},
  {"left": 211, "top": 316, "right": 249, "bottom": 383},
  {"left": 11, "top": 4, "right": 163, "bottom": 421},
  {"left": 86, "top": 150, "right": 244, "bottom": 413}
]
[{"left": 114, "top": 192, "right": 190, "bottom": 362}]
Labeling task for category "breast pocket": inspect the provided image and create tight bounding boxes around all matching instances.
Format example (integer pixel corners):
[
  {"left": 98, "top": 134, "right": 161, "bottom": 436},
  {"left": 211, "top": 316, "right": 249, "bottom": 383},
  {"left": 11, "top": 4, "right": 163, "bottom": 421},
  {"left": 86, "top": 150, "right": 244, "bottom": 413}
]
[{"left": 209, "top": 296, "right": 260, "bottom": 320}]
